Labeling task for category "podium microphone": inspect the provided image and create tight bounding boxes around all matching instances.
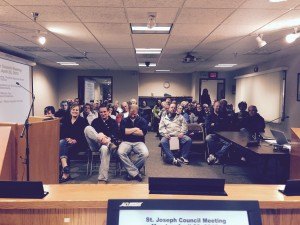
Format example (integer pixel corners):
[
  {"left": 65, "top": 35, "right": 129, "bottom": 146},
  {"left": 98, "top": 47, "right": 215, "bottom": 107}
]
[{"left": 16, "top": 82, "right": 35, "bottom": 99}]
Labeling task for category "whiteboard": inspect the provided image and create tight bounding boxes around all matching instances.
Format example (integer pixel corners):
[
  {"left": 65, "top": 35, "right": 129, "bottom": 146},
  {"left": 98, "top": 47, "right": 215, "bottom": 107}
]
[
  {"left": 0, "top": 57, "right": 31, "bottom": 123},
  {"left": 235, "top": 68, "right": 285, "bottom": 122}
]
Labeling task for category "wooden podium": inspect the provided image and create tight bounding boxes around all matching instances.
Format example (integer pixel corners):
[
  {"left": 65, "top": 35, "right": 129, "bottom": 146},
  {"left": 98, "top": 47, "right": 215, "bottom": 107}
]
[
  {"left": 291, "top": 128, "right": 300, "bottom": 179},
  {"left": 0, "top": 117, "right": 60, "bottom": 184}
]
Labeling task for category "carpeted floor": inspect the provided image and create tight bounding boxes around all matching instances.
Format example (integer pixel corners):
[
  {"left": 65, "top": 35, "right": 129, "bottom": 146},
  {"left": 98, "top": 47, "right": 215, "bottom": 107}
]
[{"left": 64, "top": 132, "right": 262, "bottom": 184}]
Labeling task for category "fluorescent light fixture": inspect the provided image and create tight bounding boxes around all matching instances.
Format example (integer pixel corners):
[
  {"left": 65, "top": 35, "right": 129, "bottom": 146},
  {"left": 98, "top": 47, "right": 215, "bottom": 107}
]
[
  {"left": 131, "top": 23, "right": 172, "bottom": 34},
  {"left": 156, "top": 69, "right": 170, "bottom": 72},
  {"left": 57, "top": 62, "right": 79, "bottom": 66},
  {"left": 215, "top": 64, "right": 237, "bottom": 68},
  {"left": 138, "top": 63, "right": 156, "bottom": 67},
  {"left": 135, "top": 48, "right": 162, "bottom": 54},
  {"left": 38, "top": 36, "right": 46, "bottom": 45},
  {"left": 269, "top": 0, "right": 287, "bottom": 2}
]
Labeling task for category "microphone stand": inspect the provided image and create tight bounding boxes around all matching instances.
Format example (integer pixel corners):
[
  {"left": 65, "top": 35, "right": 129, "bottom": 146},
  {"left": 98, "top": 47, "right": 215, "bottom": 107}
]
[{"left": 17, "top": 82, "right": 35, "bottom": 181}]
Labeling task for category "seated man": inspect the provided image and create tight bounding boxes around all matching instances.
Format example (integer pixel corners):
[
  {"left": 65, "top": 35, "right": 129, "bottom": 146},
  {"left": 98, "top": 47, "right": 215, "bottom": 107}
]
[
  {"left": 233, "top": 101, "right": 249, "bottom": 131},
  {"left": 206, "top": 101, "right": 232, "bottom": 165},
  {"left": 159, "top": 103, "right": 192, "bottom": 167},
  {"left": 84, "top": 105, "right": 118, "bottom": 183},
  {"left": 118, "top": 104, "right": 149, "bottom": 182},
  {"left": 244, "top": 105, "right": 265, "bottom": 134}
]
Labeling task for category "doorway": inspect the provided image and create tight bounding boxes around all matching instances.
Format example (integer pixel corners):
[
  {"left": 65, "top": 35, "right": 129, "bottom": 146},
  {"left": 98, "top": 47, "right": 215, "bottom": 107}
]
[{"left": 199, "top": 79, "right": 225, "bottom": 103}]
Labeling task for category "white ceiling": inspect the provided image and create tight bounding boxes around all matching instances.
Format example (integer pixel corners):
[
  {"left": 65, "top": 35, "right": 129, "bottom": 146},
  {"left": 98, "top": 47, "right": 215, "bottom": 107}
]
[{"left": 0, "top": 0, "right": 300, "bottom": 73}]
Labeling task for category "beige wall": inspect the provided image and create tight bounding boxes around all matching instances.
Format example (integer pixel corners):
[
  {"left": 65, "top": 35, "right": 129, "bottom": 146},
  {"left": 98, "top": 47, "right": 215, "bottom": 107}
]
[
  {"left": 138, "top": 73, "right": 192, "bottom": 97},
  {"left": 57, "top": 70, "right": 138, "bottom": 104},
  {"left": 33, "top": 64, "right": 59, "bottom": 116},
  {"left": 234, "top": 54, "right": 300, "bottom": 137}
]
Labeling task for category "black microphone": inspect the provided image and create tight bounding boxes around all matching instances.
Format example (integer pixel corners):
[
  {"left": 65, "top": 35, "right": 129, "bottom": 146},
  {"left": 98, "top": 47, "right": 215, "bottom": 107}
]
[{"left": 16, "top": 82, "right": 35, "bottom": 99}]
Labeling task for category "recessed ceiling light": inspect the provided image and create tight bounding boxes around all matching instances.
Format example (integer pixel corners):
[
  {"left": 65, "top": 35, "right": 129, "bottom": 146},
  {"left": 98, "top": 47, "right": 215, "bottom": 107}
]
[
  {"left": 215, "top": 64, "right": 237, "bottom": 68},
  {"left": 138, "top": 63, "right": 156, "bottom": 67},
  {"left": 135, "top": 48, "right": 162, "bottom": 54},
  {"left": 57, "top": 62, "right": 79, "bottom": 66},
  {"left": 131, "top": 23, "right": 172, "bottom": 34},
  {"left": 156, "top": 69, "right": 170, "bottom": 72},
  {"left": 269, "top": 0, "right": 287, "bottom": 2}
]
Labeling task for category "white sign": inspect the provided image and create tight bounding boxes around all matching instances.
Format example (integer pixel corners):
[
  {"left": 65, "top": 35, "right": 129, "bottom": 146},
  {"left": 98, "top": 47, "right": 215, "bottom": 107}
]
[
  {"left": 0, "top": 57, "right": 31, "bottom": 123},
  {"left": 119, "top": 210, "right": 249, "bottom": 225}
]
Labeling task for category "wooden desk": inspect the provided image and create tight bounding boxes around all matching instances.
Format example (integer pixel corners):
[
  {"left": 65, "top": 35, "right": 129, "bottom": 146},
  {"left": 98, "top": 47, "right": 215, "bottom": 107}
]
[
  {"left": 0, "top": 184, "right": 299, "bottom": 225},
  {"left": 216, "top": 131, "right": 290, "bottom": 182}
]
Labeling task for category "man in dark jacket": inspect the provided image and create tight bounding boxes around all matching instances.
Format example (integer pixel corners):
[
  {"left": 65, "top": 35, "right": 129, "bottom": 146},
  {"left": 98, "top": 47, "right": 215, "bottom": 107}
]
[
  {"left": 118, "top": 104, "right": 149, "bottom": 182},
  {"left": 244, "top": 105, "right": 265, "bottom": 133},
  {"left": 84, "top": 105, "right": 118, "bottom": 183},
  {"left": 205, "top": 101, "right": 232, "bottom": 165}
]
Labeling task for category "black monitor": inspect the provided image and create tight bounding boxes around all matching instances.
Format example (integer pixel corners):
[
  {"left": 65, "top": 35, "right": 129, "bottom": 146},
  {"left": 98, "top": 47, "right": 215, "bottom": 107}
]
[
  {"left": 279, "top": 179, "right": 300, "bottom": 196},
  {"left": 0, "top": 181, "right": 48, "bottom": 198},
  {"left": 107, "top": 199, "right": 262, "bottom": 225},
  {"left": 149, "top": 177, "right": 227, "bottom": 196}
]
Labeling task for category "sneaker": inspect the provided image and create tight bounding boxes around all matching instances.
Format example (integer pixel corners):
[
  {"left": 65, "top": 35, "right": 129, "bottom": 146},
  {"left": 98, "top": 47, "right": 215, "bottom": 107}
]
[
  {"left": 179, "top": 157, "right": 189, "bottom": 165},
  {"left": 207, "top": 154, "right": 216, "bottom": 165},
  {"left": 241, "top": 157, "right": 246, "bottom": 162},
  {"left": 172, "top": 158, "right": 182, "bottom": 167}
]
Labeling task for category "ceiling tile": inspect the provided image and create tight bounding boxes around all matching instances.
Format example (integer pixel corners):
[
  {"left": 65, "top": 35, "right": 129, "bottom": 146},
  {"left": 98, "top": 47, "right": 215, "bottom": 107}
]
[
  {"left": 0, "top": 6, "right": 32, "bottom": 21},
  {"left": 171, "top": 24, "right": 216, "bottom": 37},
  {"left": 86, "top": 23, "right": 132, "bottom": 48},
  {"left": 64, "top": 0, "right": 123, "bottom": 7},
  {"left": 126, "top": 8, "right": 178, "bottom": 23},
  {"left": 0, "top": 31, "right": 36, "bottom": 46},
  {"left": 123, "top": 0, "right": 185, "bottom": 8},
  {"left": 259, "top": 10, "right": 300, "bottom": 32},
  {"left": 15, "top": 6, "right": 79, "bottom": 22},
  {"left": 176, "top": 8, "right": 235, "bottom": 24},
  {"left": 0, "top": 1, "right": 8, "bottom": 5},
  {"left": 223, "top": 9, "right": 287, "bottom": 27},
  {"left": 166, "top": 35, "right": 201, "bottom": 50},
  {"left": 42, "top": 22, "right": 91, "bottom": 39},
  {"left": 241, "top": 0, "right": 300, "bottom": 9},
  {"left": 71, "top": 7, "right": 126, "bottom": 23},
  {"left": 132, "top": 34, "right": 168, "bottom": 48},
  {"left": 5, "top": 0, "right": 65, "bottom": 6},
  {"left": 0, "top": 21, "right": 46, "bottom": 33},
  {"left": 184, "top": 0, "right": 245, "bottom": 9}
]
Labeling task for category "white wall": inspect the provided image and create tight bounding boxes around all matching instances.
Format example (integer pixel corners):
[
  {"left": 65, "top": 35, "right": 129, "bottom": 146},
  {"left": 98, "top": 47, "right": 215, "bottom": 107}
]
[
  {"left": 138, "top": 73, "right": 192, "bottom": 97},
  {"left": 33, "top": 64, "right": 59, "bottom": 116},
  {"left": 233, "top": 54, "right": 300, "bottom": 137},
  {"left": 57, "top": 70, "right": 138, "bottom": 104}
]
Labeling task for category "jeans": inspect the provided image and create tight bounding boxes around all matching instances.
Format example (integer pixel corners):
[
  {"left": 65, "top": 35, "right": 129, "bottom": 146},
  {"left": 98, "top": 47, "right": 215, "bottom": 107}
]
[
  {"left": 206, "top": 134, "right": 232, "bottom": 159},
  {"left": 59, "top": 139, "right": 77, "bottom": 159},
  {"left": 84, "top": 126, "right": 111, "bottom": 181},
  {"left": 161, "top": 135, "right": 192, "bottom": 164},
  {"left": 118, "top": 141, "right": 149, "bottom": 177}
]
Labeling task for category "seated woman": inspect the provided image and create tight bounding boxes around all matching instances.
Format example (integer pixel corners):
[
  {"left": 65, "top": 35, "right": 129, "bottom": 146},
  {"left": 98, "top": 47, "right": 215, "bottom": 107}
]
[{"left": 59, "top": 103, "right": 88, "bottom": 183}]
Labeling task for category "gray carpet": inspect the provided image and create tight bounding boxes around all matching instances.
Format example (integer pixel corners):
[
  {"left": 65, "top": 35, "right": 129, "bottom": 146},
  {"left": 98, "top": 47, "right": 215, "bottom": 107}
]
[{"left": 65, "top": 132, "right": 258, "bottom": 184}]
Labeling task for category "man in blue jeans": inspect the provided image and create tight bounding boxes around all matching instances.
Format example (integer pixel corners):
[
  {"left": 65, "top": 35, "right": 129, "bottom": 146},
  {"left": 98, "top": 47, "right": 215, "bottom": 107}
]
[
  {"left": 159, "top": 103, "right": 192, "bottom": 167},
  {"left": 118, "top": 104, "right": 149, "bottom": 182}
]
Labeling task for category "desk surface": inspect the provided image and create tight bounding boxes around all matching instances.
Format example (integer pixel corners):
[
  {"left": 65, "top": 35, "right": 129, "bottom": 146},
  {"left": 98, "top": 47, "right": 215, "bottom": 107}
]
[
  {"left": 0, "top": 184, "right": 299, "bottom": 210},
  {"left": 216, "top": 131, "right": 287, "bottom": 155}
]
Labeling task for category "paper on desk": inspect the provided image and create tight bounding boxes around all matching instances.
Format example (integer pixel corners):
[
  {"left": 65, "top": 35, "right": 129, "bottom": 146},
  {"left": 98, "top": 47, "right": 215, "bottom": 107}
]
[
  {"left": 265, "top": 140, "right": 291, "bottom": 150},
  {"left": 170, "top": 137, "right": 180, "bottom": 150}
]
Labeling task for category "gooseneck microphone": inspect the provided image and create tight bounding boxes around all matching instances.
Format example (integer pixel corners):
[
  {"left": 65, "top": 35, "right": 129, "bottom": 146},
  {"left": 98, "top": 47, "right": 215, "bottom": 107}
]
[
  {"left": 16, "top": 81, "right": 35, "bottom": 181},
  {"left": 266, "top": 115, "right": 289, "bottom": 124},
  {"left": 16, "top": 82, "right": 35, "bottom": 99}
]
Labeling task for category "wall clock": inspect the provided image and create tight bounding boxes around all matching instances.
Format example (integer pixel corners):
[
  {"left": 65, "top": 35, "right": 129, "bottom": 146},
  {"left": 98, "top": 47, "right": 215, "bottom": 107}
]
[{"left": 163, "top": 81, "right": 170, "bottom": 89}]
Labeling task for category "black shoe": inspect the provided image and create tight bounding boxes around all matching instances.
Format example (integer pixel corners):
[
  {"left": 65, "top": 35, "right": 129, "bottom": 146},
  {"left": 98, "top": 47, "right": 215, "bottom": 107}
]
[
  {"left": 172, "top": 159, "right": 182, "bottom": 167},
  {"left": 97, "top": 180, "right": 108, "bottom": 184},
  {"left": 59, "top": 175, "right": 72, "bottom": 183},
  {"left": 125, "top": 173, "right": 143, "bottom": 182}
]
